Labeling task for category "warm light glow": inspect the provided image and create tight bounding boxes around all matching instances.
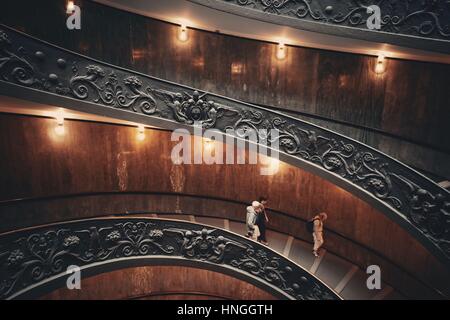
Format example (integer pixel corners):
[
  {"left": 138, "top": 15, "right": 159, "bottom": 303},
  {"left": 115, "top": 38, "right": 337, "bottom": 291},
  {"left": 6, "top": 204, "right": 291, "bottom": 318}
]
[
  {"left": 54, "top": 125, "right": 65, "bottom": 136},
  {"left": 276, "top": 43, "right": 286, "bottom": 60},
  {"left": 54, "top": 109, "right": 65, "bottom": 136},
  {"left": 260, "top": 156, "right": 280, "bottom": 175},
  {"left": 375, "top": 54, "right": 386, "bottom": 74},
  {"left": 203, "top": 138, "right": 214, "bottom": 152},
  {"left": 231, "top": 62, "right": 244, "bottom": 75},
  {"left": 193, "top": 57, "right": 204, "bottom": 68},
  {"left": 55, "top": 108, "right": 65, "bottom": 126},
  {"left": 178, "top": 24, "right": 189, "bottom": 42},
  {"left": 132, "top": 49, "right": 146, "bottom": 60},
  {"left": 67, "top": 1, "right": 75, "bottom": 13},
  {"left": 137, "top": 125, "right": 145, "bottom": 141},
  {"left": 270, "top": 157, "right": 280, "bottom": 168}
]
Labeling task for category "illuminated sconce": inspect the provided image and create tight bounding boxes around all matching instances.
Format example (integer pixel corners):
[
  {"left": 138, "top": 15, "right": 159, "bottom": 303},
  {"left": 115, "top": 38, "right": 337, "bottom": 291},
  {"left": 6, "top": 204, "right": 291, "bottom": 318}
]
[
  {"left": 375, "top": 54, "right": 386, "bottom": 74},
  {"left": 269, "top": 157, "right": 280, "bottom": 169},
  {"left": 137, "top": 125, "right": 145, "bottom": 141},
  {"left": 231, "top": 62, "right": 244, "bottom": 75},
  {"left": 54, "top": 109, "right": 65, "bottom": 136},
  {"left": 203, "top": 138, "right": 214, "bottom": 152},
  {"left": 276, "top": 43, "right": 286, "bottom": 60},
  {"left": 67, "top": 1, "right": 75, "bottom": 13},
  {"left": 261, "top": 156, "right": 280, "bottom": 175},
  {"left": 178, "top": 24, "right": 189, "bottom": 42}
]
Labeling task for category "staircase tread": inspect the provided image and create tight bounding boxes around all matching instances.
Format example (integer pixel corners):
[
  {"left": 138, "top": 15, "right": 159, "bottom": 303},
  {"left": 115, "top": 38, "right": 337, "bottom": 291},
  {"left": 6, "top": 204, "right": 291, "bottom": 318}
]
[
  {"left": 194, "top": 216, "right": 226, "bottom": 228},
  {"left": 339, "top": 269, "right": 378, "bottom": 300},
  {"left": 155, "top": 215, "right": 396, "bottom": 300},
  {"left": 288, "top": 238, "right": 316, "bottom": 269},
  {"left": 315, "top": 253, "right": 353, "bottom": 289}
]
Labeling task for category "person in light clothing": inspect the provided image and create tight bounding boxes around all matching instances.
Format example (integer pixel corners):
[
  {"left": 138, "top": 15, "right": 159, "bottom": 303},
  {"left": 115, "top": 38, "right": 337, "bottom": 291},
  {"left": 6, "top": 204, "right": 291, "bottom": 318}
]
[
  {"left": 246, "top": 201, "right": 261, "bottom": 240},
  {"left": 312, "top": 212, "right": 328, "bottom": 257}
]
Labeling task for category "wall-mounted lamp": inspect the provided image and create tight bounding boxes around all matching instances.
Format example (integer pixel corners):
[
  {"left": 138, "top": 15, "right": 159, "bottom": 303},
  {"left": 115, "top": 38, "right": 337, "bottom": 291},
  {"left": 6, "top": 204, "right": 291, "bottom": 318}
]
[
  {"left": 67, "top": 1, "right": 75, "bottom": 13},
  {"left": 54, "top": 109, "right": 65, "bottom": 136},
  {"left": 231, "top": 62, "right": 244, "bottom": 75},
  {"left": 178, "top": 24, "right": 189, "bottom": 42},
  {"left": 260, "top": 156, "right": 280, "bottom": 175},
  {"left": 375, "top": 54, "right": 386, "bottom": 74},
  {"left": 269, "top": 157, "right": 280, "bottom": 169},
  {"left": 276, "top": 43, "right": 286, "bottom": 60},
  {"left": 137, "top": 125, "right": 145, "bottom": 141},
  {"left": 203, "top": 138, "right": 214, "bottom": 152}
]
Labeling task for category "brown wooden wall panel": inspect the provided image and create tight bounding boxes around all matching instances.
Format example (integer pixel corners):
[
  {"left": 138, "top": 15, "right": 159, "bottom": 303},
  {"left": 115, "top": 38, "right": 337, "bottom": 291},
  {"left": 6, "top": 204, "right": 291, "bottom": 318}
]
[
  {"left": 0, "top": 114, "right": 448, "bottom": 297},
  {"left": 0, "top": 192, "right": 439, "bottom": 298},
  {"left": 0, "top": 0, "right": 449, "bottom": 178},
  {"left": 41, "top": 265, "right": 276, "bottom": 300}
]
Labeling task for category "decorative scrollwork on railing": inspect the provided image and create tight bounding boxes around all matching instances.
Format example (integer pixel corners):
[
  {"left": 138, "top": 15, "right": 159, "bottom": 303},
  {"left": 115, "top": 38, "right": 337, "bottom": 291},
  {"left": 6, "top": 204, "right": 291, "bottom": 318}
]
[
  {"left": 0, "top": 26, "right": 449, "bottom": 265},
  {"left": 153, "top": 89, "right": 239, "bottom": 128},
  {"left": 209, "top": 0, "right": 450, "bottom": 41},
  {"left": 0, "top": 30, "right": 35, "bottom": 87},
  {"left": 69, "top": 66, "right": 158, "bottom": 115},
  {"left": 0, "top": 218, "right": 339, "bottom": 300}
]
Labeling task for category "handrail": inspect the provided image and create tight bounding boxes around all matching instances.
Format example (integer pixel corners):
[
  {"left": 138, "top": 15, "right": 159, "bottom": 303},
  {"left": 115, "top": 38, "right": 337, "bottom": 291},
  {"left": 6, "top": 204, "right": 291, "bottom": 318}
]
[
  {"left": 188, "top": 0, "right": 450, "bottom": 54},
  {"left": 0, "top": 190, "right": 443, "bottom": 299},
  {"left": 253, "top": 102, "right": 450, "bottom": 157},
  {"left": 0, "top": 25, "right": 448, "bottom": 267},
  {"left": 0, "top": 217, "right": 341, "bottom": 300}
]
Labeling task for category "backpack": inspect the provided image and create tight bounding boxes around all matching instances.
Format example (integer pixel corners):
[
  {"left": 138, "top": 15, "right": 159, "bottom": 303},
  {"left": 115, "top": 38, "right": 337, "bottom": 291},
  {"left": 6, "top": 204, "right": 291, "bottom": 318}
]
[{"left": 306, "top": 218, "right": 319, "bottom": 233}]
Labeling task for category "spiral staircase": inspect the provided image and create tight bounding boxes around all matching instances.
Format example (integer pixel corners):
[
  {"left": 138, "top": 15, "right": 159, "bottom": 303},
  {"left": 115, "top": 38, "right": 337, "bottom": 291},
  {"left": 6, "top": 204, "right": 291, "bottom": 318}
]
[
  {"left": 145, "top": 213, "right": 403, "bottom": 300},
  {"left": 0, "top": 20, "right": 449, "bottom": 300}
]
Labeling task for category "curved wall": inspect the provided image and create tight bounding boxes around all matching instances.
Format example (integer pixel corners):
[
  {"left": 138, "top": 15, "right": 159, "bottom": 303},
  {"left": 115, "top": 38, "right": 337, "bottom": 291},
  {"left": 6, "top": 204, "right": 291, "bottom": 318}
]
[
  {"left": 41, "top": 265, "right": 277, "bottom": 300},
  {"left": 0, "top": 114, "right": 448, "bottom": 298},
  {"left": 1, "top": 0, "right": 449, "bottom": 179}
]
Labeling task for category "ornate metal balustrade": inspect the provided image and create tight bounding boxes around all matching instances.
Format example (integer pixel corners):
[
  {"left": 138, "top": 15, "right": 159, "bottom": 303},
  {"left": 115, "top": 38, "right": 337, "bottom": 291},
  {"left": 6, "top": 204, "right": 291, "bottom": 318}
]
[
  {"left": 188, "top": 0, "right": 450, "bottom": 53},
  {"left": 0, "top": 25, "right": 449, "bottom": 267},
  {"left": 0, "top": 217, "right": 340, "bottom": 300}
]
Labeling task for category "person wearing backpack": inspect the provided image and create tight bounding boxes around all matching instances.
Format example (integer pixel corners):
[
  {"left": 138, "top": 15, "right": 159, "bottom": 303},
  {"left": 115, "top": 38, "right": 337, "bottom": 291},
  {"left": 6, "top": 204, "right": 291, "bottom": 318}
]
[{"left": 306, "top": 212, "right": 328, "bottom": 257}]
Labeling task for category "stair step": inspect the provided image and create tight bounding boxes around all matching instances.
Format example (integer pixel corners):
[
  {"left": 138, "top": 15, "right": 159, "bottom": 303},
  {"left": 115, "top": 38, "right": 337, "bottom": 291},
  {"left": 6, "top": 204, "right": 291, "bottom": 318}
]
[
  {"left": 150, "top": 215, "right": 396, "bottom": 300},
  {"left": 339, "top": 269, "right": 378, "bottom": 300},
  {"left": 288, "top": 238, "right": 316, "bottom": 270},
  {"left": 265, "top": 230, "right": 289, "bottom": 254},
  {"left": 228, "top": 220, "right": 247, "bottom": 236},
  {"left": 315, "top": 253, "right": 353, "bottom": 289},
  {"left": 309, "top": 249, "right": 326, "bottom": 274},
  {"left": 194, "top": 216, "right": 225, "bottom": 229}
]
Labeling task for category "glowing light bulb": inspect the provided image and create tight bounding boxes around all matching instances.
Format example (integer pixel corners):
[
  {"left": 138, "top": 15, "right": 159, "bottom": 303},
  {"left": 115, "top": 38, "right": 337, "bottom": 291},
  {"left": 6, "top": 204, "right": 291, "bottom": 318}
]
[
  {"left": 276, "top": 43, "right": 286, "bottom": 60},
  {"left": 260, "top": 156, "right": 280, "bottom": 175},
  {"left": 54, "top": 125, "right": 65, "bottom": 136},
  {"left": 54, "top": 109, "right": 65, "bottom": 136},
  {"left": 55, "top": 109, "right": 64, "bottom": 126},
  {"left": 178, "top": 24, "right": 188, "bottom": 42},
  {"left": 67, "top": 1, "right": 75, "bottom": 13},
  {"left": 137, "top": 125, "right": 145, "bottom": 141},
  {"left": 204, "top": 138, "right": 214, "bottom": 152},
  {"left": 375, "top": 54, "right": 386, "bottom": 74},
  {"left": 270, "top": 158, "right": 280, "bottom": 169}
]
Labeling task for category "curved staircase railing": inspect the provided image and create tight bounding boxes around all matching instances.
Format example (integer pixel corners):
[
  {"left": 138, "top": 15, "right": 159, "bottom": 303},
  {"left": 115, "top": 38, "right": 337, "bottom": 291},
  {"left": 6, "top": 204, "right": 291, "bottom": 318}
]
[
  {"left": 0, "top": 191, "right": 445, "bottom": 298},
  {"left": 0, "top": 25, "right": 449, "bottom": 267},
  {"left": 188, "top": 0, "right": 450, "bottom": 54},
  {"left": 0, "top": 217, "right": 340, "bottom": 300}
]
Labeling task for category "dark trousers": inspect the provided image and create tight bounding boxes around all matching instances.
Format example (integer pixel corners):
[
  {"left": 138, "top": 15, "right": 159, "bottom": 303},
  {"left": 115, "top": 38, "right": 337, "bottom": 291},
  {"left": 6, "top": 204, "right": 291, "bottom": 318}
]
[{"left": 256, "top": 216, "right": 267, "bottom": 242}]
